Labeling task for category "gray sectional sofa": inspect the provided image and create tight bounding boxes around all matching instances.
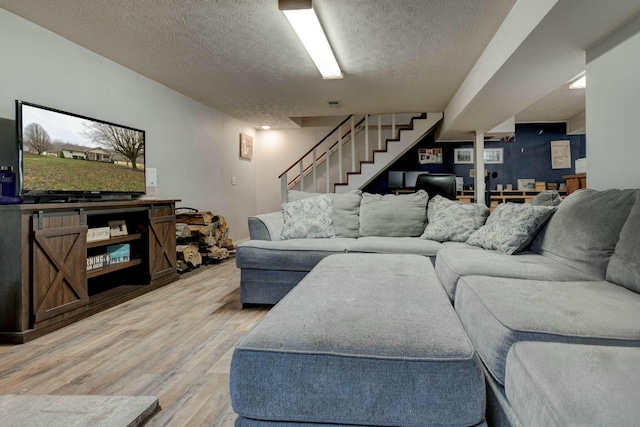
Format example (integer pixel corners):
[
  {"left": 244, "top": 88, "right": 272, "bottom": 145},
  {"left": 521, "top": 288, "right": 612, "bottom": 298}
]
[{"left": 233, "top": 188, "right": 640, "bottom": 426}]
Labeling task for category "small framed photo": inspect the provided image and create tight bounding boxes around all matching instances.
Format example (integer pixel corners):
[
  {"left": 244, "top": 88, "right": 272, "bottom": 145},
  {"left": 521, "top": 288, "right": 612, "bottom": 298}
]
[
  {"left": 454, "top": 148, "right": 474, "bottom": 164},
  {"left": 484, "top": 148, "right": 504, "bottom": 164},
  {"left": 418, "top": 148, "right": 442, "bottom": 164},
  {"left": 240, "top": 133, "right": 253, "bottom": 160},
  {"left": 108, "top": 220, "right": 128, "bottom": 237}
]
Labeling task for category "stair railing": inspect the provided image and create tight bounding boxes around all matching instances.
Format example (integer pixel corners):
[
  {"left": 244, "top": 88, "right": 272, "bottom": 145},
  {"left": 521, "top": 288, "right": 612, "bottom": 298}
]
[{"left": 279, "top": 113, "right": 407, "bottom": 203}]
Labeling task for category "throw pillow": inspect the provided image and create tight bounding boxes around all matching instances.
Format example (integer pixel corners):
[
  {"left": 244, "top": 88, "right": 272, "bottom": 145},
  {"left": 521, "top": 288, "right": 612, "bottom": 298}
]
[
  {"left": 280, "top": 194, "right": 335, "bottom": 240},
  {"left": 466, "top": 203, "right": 556, "bottom": 254},
  {"left": 359, "top": 190, "right": 429, "bottom": 237},
  {"left": 421, "top": 195, "right": 489, "bottom": 242},
  {"left": 287, "top": 190, "right": 362, "bottom": 238}
]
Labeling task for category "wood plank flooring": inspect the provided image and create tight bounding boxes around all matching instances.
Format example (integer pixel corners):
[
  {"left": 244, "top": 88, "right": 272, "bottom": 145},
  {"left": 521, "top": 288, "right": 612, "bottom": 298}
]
[{"left": 0, "top": 259, "right": 269, "bottom": 426}]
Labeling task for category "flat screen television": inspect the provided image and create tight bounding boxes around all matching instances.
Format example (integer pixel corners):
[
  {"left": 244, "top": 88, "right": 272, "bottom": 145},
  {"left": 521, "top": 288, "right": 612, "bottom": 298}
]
[{"left": 16, "top": 100, "right": 145, "bottom": 201}]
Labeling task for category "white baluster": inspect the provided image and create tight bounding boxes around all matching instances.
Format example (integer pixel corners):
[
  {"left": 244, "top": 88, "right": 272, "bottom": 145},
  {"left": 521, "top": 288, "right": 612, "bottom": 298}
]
[
  {"left": 392, "top": 113, "right": 396, "bottom": 139},
  {"left": 378, "top": 114, "right": 382, "bottom": 150},
  {"left": 281, "top": 174, "right": 288, "bottom": 204},
  {"left": 351, "top": 116, "right": 355, "bottom": 172},
  {"left": 364, "top": 114, "right": 369, "bottom": 161},
  {"left": 338, "top": 125, "right": 343, "bottom": 183},
  {"left": 312, "top": 148, "right": 317, "bottom": 193},
  {"left": 299, "top": 161, "right": 304, "bottom": 191},
  {"left": 326, "top": 139, "right": 331, "bottom": 193}
]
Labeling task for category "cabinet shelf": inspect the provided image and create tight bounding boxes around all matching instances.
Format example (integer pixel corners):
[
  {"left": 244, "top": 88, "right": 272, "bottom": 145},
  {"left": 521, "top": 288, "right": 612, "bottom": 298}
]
[
  {"left": 86, "top": 233, "right": 142, "bottom": 248},
  {"left": 87, "top": 259, "right": 142, "bottom": 279}
]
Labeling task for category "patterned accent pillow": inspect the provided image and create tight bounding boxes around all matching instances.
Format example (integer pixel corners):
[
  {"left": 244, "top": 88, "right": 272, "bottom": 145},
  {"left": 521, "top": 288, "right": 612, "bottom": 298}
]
[
  {"left": 280, "top": 194, "right": 335, "bottom": 240},
  {"left": 466, "top": 203, "right": 556, "bottom": 254},
  {"left": 421, "top": 195, "right": 489, "bottom": 242}
]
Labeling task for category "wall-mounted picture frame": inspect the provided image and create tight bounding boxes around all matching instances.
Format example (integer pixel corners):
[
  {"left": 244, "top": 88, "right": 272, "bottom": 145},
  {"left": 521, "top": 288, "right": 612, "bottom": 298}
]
[
  {"left": 517, "top": 178, "right": 536, "bottom": 190},
  {"left": 483, "top": 148, "right": 504, "bottom": 164},
  {"left": 418, "top": 148, "right": 442, "bottom": 164},
  {"left": 550, "top": 140, "right": 571, "bottom": 169},
  {"left": 454, "top": 148, "right": 474, "bottom": 164},
  {"left": 108, "top": 220, "right": 128, "bottom": 237},
  {"left": 239, "top": 133, "right": 253, "bottom": 160}
]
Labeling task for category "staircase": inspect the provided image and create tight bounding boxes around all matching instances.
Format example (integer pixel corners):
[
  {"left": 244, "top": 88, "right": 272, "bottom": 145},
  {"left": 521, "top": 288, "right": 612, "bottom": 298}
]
[{"left": 279, "top": 112, "right": 443, "bottom": 202}]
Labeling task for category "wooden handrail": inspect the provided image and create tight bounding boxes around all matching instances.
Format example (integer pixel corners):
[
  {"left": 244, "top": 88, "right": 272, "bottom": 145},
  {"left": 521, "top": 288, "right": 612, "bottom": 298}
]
[{"left": 278, "top": 115, "right": 353, "bottom": 179}]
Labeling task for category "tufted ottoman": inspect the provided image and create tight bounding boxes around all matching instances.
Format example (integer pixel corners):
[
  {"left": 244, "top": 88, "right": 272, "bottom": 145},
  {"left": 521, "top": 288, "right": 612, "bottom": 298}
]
[{"left": 230, "top": 253, "right": 486, "bottom": 426}]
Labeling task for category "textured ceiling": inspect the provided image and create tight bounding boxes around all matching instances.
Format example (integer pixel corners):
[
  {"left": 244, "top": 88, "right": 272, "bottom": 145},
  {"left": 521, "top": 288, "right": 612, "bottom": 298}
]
[
  {"left": 0, "top": 0, "right": 530, "bottom": 129},
  {"left": 516, "top": 84, "right": 585, "bottom": 123}
]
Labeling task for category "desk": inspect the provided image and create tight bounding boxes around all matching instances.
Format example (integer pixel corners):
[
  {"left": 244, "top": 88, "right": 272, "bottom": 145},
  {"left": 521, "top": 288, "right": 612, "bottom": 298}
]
[
  {"left": 489, "top": 190, "right": 566, "bottom": 211},
  {"left": 457, "top": 190, "right": 475, "bottom": 203}
]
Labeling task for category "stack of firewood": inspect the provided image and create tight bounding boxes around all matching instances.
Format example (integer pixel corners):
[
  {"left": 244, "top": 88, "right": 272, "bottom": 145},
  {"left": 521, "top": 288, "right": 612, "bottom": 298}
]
[{"left": 175, "top": 210, "right": 235, "bottom": 273}]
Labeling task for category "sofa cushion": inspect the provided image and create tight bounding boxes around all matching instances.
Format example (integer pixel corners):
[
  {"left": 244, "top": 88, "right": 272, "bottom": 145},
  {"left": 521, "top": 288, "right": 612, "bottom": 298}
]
[
  {"left": 607, "top": 191, "right": 640, "bottom": 293},
  {"left": 466, "top": 203, "right": 556, "bottom": 254},
  {"left": 231, "top": 253, "right": 485, "bottom": 426},
  {"left": 288, "top": 190, "right": 362, "bottom": 238},
  {"left": 347, "top": 236, "right": 443, "bottom": 258},
  {"left": 332, "top": 190, "right": 362, "bottom": 238},
  {"left": 359, "top": 190, "right": 428, "bottom": 237},
  {"left": 455, "top": 276, "right": 640, "bottom": 385},
  {"left": 421, "top": 195, "right": 489, "bottom": 242},
  {"left": 506, "top": 342, "right": 640, "bottom": 427},
  {"left": 435, "top": 247, "right": 597, "bottom": 301},
  {"left": 280, "top": 194, "right": 335, "bottom": 240},
  {"left": 236, "top": 238, "right": 354, "bottom": 272},
  {"left": 531, "top": 189, "right": 637, "bottom": 279}
]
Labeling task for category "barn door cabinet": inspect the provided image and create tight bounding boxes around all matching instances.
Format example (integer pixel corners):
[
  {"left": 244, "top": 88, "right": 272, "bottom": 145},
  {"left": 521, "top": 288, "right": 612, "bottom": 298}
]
[{"left": 0, "top": 200, "right": 179, "bottom": 344}]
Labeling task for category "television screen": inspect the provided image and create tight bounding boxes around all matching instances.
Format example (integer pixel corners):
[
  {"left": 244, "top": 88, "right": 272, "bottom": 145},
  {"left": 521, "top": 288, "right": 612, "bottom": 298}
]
[
  {"left": 16, "top": 100, "right": 145, "bottom": 198},
  {"left": 388, "top": 171, "right": 404, "bottom": 188},
  {"left": 404, "top": 171, "right": 426, "bottom": 188}
]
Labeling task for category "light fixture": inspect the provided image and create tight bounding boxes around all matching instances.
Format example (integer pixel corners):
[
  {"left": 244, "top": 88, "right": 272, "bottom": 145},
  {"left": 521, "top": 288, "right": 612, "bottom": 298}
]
[
  {"left": 569, "top": 72, "right": 586, "bottom": 89},
  {"left": 261, "top": 125, "right": 271, "bottom": 130},
  {"left": 279, "top": 0, "right": 343, "bottom": 80}
]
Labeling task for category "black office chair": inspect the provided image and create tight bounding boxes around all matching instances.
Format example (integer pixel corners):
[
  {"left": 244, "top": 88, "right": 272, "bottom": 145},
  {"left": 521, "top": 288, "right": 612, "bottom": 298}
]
[{"left": 415, "top": 173, "right": 458, "bottom": 200}]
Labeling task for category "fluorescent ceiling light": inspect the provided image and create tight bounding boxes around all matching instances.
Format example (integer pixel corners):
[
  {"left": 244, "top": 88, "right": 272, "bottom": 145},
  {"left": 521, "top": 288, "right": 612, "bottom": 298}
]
[
  {"left": 261, "top": 125, "right": 271, "bottom": 130},
  {"left": 282, "top": 8, "right": 343, "bottom": 79},
  {"left": 569, "top": 72, "right": 586, "bottom": 89}
]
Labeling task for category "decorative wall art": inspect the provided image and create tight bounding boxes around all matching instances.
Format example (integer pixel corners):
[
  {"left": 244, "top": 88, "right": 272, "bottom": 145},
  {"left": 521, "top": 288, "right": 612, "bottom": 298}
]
[
  {"left": 454, "top": 148, "right": 474, "bottom": 164},
  {"left": 240, "top": 133, "right": 253, "bottom": 160},
  {"left": 418, "top": 148, "right": 443, "bottom": 164},
  {"left": 483, "top": 148, "right": 504, "bottom": 164},
  {"left": 550, "top": 140, "right": 571, "bottom": 169}
]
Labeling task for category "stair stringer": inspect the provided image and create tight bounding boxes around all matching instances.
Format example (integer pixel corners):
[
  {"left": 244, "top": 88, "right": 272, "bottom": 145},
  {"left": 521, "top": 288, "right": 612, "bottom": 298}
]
[{"left": 334, "top": 112, "right": 443, "bottom": 193}]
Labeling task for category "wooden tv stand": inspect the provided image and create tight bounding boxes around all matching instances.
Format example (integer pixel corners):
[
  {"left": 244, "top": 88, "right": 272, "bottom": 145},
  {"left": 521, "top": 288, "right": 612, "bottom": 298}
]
[{"left": 0, "top": 199, "right": 180, "bottom": 344}]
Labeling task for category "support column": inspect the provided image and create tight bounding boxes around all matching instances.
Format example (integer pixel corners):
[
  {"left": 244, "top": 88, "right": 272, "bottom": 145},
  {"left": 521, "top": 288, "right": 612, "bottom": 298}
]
[{"left": 474, "top": 132, "right": 486, "bottom": 206}]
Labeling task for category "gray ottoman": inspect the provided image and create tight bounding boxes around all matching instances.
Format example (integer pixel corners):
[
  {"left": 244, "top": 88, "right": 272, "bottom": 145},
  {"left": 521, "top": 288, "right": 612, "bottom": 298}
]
[{"left": 230, "top": 253, "right": 486, "bottom": 426}]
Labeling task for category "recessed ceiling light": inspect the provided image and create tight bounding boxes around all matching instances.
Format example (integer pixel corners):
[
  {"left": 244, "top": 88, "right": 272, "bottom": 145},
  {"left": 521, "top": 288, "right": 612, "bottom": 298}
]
[{"left": 261, "top": 125, "right": 271, "bottom": 130}]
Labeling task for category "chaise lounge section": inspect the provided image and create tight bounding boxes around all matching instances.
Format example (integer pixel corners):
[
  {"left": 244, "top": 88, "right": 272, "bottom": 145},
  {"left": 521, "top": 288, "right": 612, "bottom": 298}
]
[{"left": 232, "top": 187, "right": 640, "bottom": 426}]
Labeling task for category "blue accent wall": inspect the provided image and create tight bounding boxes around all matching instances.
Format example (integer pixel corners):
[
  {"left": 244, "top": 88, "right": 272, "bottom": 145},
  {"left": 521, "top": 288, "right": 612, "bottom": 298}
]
[{"left": 364, "top": 123, "right": 586, "bottom": 194}]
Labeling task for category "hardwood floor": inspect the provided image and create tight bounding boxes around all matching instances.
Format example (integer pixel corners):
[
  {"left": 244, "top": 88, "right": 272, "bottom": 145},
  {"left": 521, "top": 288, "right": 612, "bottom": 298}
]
[{"left": 0, "top": 259, "right": 269, "bottom": 426}]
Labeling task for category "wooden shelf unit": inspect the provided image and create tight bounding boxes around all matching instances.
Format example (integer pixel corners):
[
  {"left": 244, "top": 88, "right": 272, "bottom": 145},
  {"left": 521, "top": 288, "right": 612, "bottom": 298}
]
[
  {"left": 0, "top": 199, "right": 179, "bottom": 344},
  {"left": 490, "top": 189, "right": 566, "bottom": 205}
]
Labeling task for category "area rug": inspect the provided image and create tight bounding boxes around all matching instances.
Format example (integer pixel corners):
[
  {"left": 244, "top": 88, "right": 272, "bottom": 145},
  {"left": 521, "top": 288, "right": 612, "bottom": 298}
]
[{"left": 0, "top": 395, "right": 159, "bottom": 426}]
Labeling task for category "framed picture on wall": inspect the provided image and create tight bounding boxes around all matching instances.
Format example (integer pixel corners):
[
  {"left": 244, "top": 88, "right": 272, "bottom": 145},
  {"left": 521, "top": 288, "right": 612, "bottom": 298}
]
[
  {"left": 550, "top": 140, "right": 571, "bottom": 169},
  {"left": 240, "top": 133, "right": 253, "bottom": 160},
  {"left": 483, "top": 148, "right": 504, "bottom": 164},
  {"left": 418, "top": 148, "right": 443, "bottom": 164},
  {"left": 454, "top": 148, "right": 474, "bottom": 164}
]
